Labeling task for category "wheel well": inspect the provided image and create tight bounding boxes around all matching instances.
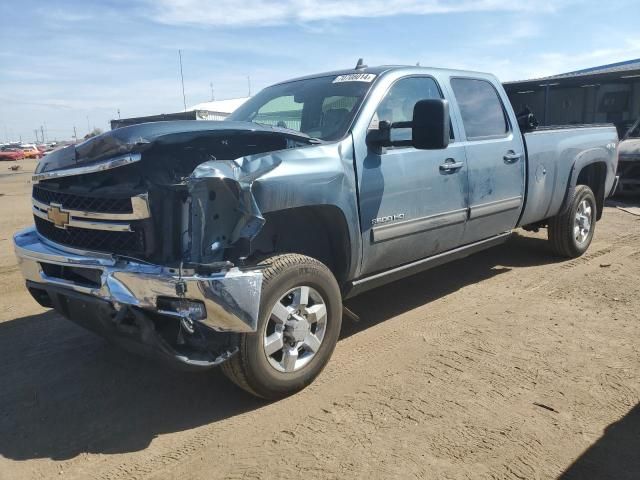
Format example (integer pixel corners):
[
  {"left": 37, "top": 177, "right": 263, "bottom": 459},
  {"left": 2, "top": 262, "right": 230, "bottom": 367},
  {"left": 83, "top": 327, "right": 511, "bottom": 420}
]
[
  {"left": 248, "top": 205, "right": 351, "bottom": 285},
  {"left": 576, "top": 162, "right": 607, "bottom": 220}
]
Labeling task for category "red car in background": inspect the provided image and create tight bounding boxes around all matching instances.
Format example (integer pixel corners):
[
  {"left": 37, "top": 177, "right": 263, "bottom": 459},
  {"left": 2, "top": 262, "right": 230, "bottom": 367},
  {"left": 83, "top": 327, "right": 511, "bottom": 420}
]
[
  {"left": 0, "top": 148, "right": 26, "bottom": 161},
  {"left": 19, "top": 144, "right": 43, "bottom": 159}
]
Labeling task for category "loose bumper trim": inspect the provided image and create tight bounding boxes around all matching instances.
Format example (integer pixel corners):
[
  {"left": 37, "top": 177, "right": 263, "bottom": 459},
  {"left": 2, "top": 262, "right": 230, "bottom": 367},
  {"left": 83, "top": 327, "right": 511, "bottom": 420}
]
[
  {"left": 14, "top": 227, "right": 262, "bottom": 333},
  {"left": 26, "top": 281, "right": 239, "bottom": 370}
]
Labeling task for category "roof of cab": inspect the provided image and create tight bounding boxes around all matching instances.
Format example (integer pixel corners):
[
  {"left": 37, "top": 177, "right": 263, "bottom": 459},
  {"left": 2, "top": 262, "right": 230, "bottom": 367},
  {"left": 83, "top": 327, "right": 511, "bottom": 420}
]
[{"left": 271, "top": 65, "right": 495, "bottom": 86}]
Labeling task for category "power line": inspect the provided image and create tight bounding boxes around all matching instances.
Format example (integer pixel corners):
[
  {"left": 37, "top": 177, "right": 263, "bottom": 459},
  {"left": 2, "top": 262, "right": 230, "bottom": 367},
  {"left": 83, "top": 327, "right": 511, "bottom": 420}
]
[{"left": 178, "top": 50, "right": 187, "bottom": 112}]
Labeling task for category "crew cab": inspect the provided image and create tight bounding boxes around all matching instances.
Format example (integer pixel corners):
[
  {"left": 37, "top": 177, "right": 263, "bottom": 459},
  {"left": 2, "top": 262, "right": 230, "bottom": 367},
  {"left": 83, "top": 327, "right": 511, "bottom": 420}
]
[{"left": 14, "top": 65, "right": 619, "bottom": 398}]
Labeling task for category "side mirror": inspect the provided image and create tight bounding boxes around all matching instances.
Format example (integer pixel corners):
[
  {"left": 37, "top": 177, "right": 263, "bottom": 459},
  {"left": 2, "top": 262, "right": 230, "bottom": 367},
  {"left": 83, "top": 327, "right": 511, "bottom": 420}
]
[
  {"left": 412, "top": 99, "right": 450, "bottom": 150},
  {"left": 366, "top": 120, "right": 392, "bottom": 153}
]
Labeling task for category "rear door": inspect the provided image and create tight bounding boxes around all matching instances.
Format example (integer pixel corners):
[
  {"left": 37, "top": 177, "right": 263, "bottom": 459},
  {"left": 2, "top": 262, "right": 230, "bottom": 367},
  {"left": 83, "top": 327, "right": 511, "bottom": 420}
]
[
  {"left": 355, "top": 75, "right": 469, "bottom": 276},
  {"left": 449, "top": 77, "right": 525, "bottom": 244}
]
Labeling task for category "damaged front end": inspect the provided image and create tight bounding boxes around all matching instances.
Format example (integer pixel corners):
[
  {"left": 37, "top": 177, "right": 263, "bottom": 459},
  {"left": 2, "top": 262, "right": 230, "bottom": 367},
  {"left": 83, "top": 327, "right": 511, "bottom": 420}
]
[{"left": 16, "top": 121, "right": 314, "bottom": 369}]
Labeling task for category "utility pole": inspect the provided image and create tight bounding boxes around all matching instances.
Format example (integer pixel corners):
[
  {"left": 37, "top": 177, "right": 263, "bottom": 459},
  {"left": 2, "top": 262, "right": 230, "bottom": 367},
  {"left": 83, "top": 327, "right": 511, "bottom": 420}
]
[
  {"left": 73, "top": 126, "right": 77, "bottom": 141},
  {"left": 178, "top": 49, "right": 187, "bottom": 112},
  {"left": 34, "top": 129, "right": 39, "bottom": 143},
  {"left": 247, "top": 76, "right": 251, "bottom": 97},
  {"left": 210, "top": 82, "right": 215, "bottom": 101},
  {"left": 117, "top": 109, "right": 121, "bottom": 119},
  {"left": 40, "top": 125, "right": 45, "bottom": 144}
]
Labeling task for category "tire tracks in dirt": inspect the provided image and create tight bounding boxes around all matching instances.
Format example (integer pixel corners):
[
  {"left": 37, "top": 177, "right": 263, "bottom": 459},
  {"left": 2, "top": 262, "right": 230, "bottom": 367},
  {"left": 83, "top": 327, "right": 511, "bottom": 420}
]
[{"left": 5, "top": 215, "right": 639, "bottom": 480}]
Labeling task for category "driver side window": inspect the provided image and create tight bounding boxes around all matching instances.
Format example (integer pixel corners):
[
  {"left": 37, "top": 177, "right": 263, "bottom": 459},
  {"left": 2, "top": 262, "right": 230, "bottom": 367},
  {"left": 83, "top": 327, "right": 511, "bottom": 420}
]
[
  {"left": 371, "top": 76, "right": 448, "bottom": 142},
  {"left": 375, "top": 76, "right": 442, "bottom": 123}
]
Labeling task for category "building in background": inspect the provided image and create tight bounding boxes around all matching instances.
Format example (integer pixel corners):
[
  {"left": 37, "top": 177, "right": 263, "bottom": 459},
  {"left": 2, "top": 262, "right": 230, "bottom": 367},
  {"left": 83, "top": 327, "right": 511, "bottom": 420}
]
[
  {"left": 504, "top": 58, "right": 640, "bottom": 137},
  {"left": 110, "top": 97, "right": 250, "bottom": 130},
  {"left": 505, "top": 59, "right": 640, "bottom": 195}
]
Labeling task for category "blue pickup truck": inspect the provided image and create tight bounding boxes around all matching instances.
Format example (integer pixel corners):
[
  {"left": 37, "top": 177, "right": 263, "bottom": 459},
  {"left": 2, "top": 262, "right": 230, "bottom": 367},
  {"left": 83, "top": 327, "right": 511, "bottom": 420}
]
[{"left": 14, "top": 64, "right": 619, "bottom": 398}]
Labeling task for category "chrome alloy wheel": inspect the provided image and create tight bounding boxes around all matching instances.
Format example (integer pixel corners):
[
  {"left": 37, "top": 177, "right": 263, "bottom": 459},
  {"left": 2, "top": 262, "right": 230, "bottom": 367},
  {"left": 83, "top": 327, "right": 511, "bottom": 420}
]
[
  {"left": 574, "top": 199, "right": 593, "bottom": 244},
  {"left": 263, "top": 286, "right": 327, "bottom": 373}
]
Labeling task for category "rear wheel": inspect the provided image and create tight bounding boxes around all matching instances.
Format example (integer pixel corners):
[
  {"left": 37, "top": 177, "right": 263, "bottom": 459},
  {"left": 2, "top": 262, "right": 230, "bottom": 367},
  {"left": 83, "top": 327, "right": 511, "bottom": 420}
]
[
  {"left": 222, "top": 254, "right": 342, "bottom": 399},
  {"left": 548, "top": 185, "right": 596, "bottom": 258}
]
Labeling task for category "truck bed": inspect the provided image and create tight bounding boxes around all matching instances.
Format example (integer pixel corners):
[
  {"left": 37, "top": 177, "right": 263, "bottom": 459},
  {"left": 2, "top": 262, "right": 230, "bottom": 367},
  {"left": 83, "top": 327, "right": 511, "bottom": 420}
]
[{"left": 518, "top": 124, "right": 618, "bottom": 227}]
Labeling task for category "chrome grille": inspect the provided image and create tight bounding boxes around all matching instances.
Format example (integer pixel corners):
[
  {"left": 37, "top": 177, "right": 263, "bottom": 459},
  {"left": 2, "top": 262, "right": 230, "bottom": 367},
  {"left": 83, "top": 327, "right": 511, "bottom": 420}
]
[
  {"left": 34, "top": 216, "right": 146, "bottom": 254},
  {"left": 32, "top": 185, "right": 133, "bottom": 214},
  {"left": 32, "top": 188, "right": 151, "bottom": 255}
]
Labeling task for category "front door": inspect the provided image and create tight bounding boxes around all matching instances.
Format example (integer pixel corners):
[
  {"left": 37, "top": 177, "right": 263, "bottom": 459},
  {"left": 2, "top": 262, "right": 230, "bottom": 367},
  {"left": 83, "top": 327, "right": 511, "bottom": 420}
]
[{"left": 356, "top": 76, "right": 469, "bottom": 276}]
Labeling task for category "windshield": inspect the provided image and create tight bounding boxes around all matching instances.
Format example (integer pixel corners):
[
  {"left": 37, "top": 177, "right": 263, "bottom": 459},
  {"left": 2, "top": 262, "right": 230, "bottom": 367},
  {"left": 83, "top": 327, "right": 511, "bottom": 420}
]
[{"left": 227, "top": 74, "right": 375, "bottom": 141}]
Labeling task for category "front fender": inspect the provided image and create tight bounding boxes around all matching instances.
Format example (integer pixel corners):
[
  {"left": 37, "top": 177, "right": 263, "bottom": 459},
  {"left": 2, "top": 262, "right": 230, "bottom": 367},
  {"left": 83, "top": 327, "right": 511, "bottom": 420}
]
[
  {"left": 185, "top": 137, "right": 362, "bottom": 280},
  {"left": 251, "top": 138, "right": 362, "bottom": 281}
]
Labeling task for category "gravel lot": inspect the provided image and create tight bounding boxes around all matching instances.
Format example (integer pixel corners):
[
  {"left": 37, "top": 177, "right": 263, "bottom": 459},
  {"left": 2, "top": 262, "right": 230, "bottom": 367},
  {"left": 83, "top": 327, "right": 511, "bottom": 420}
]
[{"left": 0, "top": 159, "right": 638, "bottom": 480}]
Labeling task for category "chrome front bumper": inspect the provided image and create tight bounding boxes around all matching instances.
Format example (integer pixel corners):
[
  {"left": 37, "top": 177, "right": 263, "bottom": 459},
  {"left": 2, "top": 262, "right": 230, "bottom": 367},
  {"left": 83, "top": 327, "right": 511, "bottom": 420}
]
[{"left": 13, "top": 227, "right": 262, "bottom": 333}]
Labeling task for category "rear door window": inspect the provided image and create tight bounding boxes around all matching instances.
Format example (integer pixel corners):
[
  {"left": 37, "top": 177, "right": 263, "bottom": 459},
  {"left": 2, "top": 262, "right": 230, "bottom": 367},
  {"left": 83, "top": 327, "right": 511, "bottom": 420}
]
[{"left": 451, "top": 78, "right": 509, "bottom": 139}]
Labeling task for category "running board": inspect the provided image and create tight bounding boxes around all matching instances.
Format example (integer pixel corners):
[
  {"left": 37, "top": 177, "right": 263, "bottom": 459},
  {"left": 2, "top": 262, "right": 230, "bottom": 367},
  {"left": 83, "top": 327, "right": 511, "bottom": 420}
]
[{"left": 344, "top": 232, "right": 512, "bottom": 299}]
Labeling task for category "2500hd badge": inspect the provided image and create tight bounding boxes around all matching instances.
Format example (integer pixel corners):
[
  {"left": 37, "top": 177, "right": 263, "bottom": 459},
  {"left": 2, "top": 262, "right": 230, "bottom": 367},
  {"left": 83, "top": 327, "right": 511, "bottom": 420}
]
[{"left": 371, "top": 213, "right": 406, "bottom": 226}]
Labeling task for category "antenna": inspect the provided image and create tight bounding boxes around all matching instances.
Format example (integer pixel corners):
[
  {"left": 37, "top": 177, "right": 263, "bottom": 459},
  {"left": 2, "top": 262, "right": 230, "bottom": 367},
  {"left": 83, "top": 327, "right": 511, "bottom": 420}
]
[
  {"left": 355, "top": 58, "right": 367, "bottom": 70},
  {"left": 178, "top": 50, "right": 187, "bottom": 112}
]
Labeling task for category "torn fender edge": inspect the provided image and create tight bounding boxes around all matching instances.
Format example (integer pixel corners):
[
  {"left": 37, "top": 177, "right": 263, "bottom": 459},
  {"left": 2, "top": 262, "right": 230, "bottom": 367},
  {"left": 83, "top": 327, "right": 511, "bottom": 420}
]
[{"left": 187, "top": 154, "right": 282, "bottom": 260}]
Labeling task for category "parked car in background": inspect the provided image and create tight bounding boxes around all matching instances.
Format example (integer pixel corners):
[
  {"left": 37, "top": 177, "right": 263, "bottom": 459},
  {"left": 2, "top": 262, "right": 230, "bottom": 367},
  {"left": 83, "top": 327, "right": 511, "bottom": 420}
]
[
  {"left": 0, "top": 148, "right": 25, "bottom": 161},
  {"left": 19, "top": 144, "right": 43, "bottom": 159},
  {"left": 616, "top": 118, "right": 640, "bottom": 195}
]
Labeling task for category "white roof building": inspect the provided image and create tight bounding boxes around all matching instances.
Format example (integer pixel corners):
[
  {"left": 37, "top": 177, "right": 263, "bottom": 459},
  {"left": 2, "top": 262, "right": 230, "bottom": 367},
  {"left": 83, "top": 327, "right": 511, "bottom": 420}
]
[
  {"left": 111, "top": 97, "right": 253, "bottom": 130},
  {"left": 189, "top": 97, "right": 251, "bottom": 118}
]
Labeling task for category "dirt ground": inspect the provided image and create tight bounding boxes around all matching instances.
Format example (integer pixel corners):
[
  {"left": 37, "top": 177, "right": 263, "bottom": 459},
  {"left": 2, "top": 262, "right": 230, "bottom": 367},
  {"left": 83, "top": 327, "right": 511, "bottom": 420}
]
[{"left": 0, "top": 159, "right": 638, "bottom": 480}]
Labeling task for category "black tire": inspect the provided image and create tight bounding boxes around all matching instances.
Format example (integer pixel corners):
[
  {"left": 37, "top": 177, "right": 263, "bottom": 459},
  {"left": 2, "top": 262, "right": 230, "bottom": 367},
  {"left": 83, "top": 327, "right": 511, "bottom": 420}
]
[
  {"left": 548, "top": 185, "right": 597, "bottom": 258},
  {"left": 221, "top": 254, "right": 342, "bottom": 399}
]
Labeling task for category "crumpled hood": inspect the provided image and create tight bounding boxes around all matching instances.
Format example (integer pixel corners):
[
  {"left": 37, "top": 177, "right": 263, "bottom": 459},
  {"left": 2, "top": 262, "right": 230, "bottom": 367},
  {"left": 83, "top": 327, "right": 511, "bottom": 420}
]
[{"left": 36, "top": 120, "right": 314, "bottom": 174}]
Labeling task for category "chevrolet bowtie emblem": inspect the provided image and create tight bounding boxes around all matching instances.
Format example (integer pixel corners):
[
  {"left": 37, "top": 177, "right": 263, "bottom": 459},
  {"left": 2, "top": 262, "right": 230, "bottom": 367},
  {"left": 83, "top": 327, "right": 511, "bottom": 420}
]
[{"left": 47, "top": 205, "right": 70, "bottom": 228}]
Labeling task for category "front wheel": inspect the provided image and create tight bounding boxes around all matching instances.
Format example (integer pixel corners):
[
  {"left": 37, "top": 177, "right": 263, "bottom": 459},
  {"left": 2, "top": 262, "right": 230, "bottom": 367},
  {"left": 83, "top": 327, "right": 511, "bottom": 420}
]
[
  {"left": 222, "top": 254, "right": 342, "bottom": 399},
  {"left": 548, "top": 185, "right": 597, "bottom": 258}
]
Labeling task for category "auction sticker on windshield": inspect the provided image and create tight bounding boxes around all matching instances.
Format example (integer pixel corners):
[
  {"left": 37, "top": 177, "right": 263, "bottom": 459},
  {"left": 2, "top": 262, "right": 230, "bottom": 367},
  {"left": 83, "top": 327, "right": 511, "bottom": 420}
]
[{"left": 333, "top": 73, "right": 376, "bottom": 83}]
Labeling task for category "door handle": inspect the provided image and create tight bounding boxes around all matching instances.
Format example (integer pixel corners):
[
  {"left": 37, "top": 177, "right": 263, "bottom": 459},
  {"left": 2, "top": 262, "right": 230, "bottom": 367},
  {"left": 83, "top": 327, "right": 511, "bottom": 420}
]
[
  {"left": 504, "top": 151, "right": 523, "bottom": 164},
  {"left": 439, "top": 159, "right": 464, "bottom": 173}
]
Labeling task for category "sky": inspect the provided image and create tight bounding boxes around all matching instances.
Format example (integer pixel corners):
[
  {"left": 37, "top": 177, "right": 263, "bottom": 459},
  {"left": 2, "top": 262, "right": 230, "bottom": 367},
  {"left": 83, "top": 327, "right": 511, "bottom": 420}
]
[{"left": 1, "top": 0, "right": 640, "bottom": 143}]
